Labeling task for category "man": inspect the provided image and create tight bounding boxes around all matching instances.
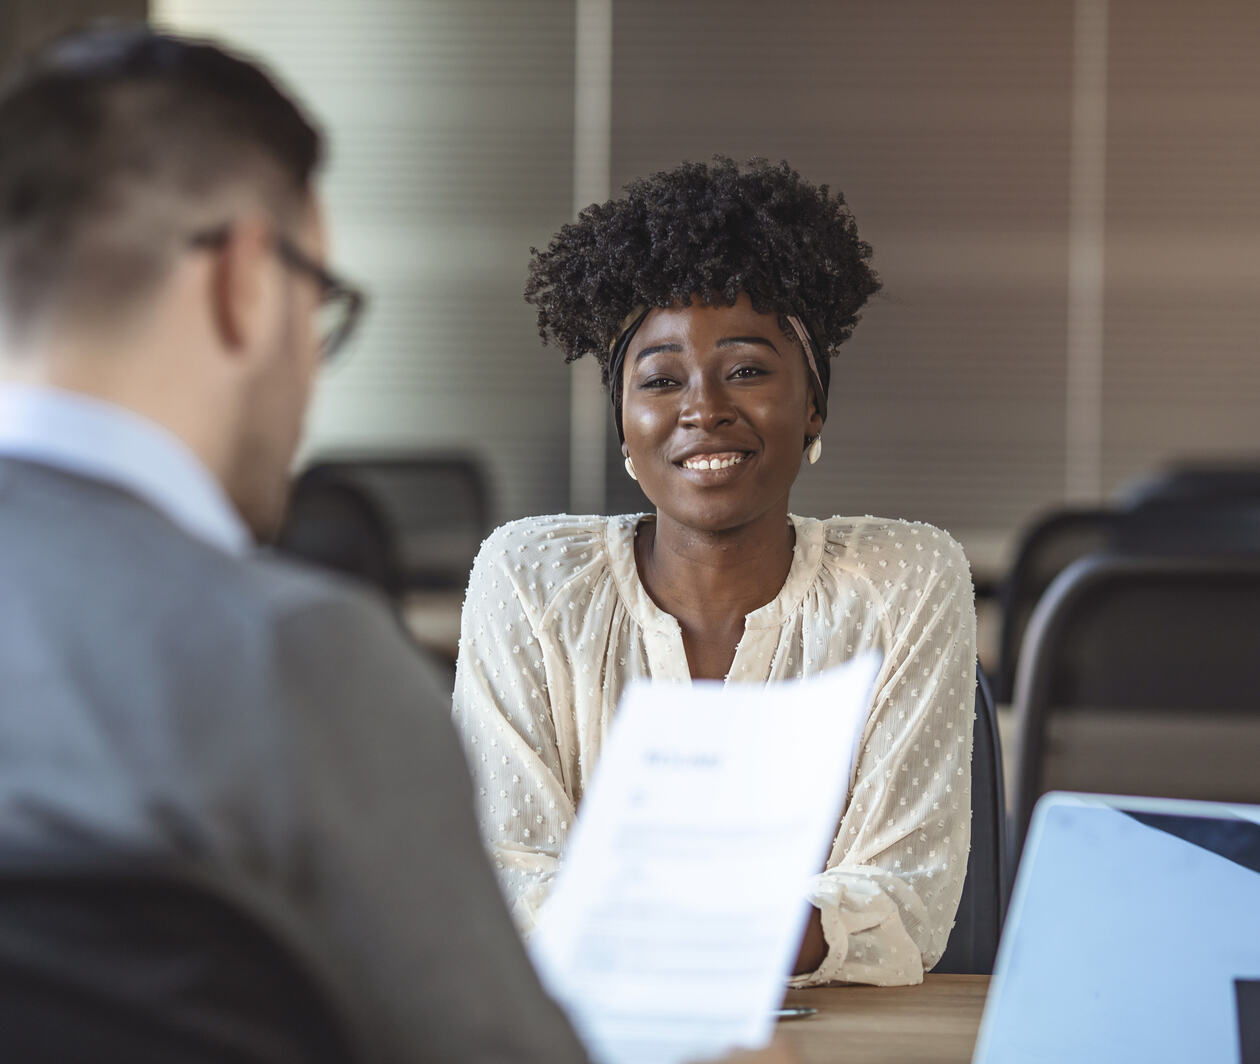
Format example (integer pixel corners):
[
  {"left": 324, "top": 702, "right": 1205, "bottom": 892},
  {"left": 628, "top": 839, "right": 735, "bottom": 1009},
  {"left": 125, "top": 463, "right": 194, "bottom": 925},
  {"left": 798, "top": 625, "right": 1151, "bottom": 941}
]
[
  {"left": 0, "top": 25, "right": 796, "bottom": 1064},
  {"left": 0, "top": 25, "right": 587, "bottom": 1063}
]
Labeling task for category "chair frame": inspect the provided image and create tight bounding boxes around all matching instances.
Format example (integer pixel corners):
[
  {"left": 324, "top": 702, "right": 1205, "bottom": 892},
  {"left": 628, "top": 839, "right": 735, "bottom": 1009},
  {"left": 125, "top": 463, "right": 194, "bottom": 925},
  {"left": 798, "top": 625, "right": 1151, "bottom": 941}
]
[
  {"left": 995, "top": 506, "right": 1118, "bottom": 704},
  {"left": 935, "top": 663, "right": 1009, "bottom": 974},
  {"left": 1009, "top": 553, "right": 1260, "bottom": 864},
  {"left": 293, "top": 453, "right": 492, "bottom": 592}
]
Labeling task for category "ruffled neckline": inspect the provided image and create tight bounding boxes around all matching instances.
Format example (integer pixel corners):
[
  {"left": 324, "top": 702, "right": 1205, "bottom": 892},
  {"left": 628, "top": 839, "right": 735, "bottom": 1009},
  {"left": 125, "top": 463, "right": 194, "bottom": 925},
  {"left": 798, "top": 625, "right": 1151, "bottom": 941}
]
[{"left": 603, "top": 512, "right": 828, "bottom": 636}]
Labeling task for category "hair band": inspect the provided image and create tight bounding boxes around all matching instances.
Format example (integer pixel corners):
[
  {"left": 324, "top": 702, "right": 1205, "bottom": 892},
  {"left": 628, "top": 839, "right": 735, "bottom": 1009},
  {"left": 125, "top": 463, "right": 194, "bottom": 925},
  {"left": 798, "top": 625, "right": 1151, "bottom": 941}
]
[
  {"left": 786, "top": 314, "right": 828, "bottom": 423},
  {"left": 608, "top": 306, "right": 650, "bottom": 445}
]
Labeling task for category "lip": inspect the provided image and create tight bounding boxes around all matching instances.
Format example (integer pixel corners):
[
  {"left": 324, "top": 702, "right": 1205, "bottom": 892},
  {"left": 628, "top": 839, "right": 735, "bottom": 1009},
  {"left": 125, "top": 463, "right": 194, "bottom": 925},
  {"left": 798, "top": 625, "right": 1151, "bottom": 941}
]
[
  {"left": 677, "top": 451, "right": 749, "bottom": 472},
  {"left": 672, "top": 442, "right": 756, "bottom": 465},
  {"left": 672, "top": 445, "right": 756, "bottom": 482}
]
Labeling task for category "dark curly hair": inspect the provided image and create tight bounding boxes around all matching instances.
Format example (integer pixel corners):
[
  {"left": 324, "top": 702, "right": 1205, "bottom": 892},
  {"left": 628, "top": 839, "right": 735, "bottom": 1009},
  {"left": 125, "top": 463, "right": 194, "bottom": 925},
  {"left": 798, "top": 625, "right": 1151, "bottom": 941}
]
[{"left": 524, "top": 156, "right": 881, "bottom": 409}]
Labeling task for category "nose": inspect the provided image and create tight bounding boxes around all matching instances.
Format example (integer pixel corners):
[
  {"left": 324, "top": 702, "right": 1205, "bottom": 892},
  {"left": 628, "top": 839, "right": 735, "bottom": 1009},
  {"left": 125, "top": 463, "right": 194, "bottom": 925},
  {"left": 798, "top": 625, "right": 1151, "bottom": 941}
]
[{"left": 678, "top": 374, "right": 737, "bottom": 431}]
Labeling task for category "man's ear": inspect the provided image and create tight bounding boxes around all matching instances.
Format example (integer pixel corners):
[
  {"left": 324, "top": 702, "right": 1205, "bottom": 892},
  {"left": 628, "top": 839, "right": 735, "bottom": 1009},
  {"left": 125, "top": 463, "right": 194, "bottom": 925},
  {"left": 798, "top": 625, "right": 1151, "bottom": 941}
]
[{"left": 208, "top": 214, "right": 275, "bottom": 358}]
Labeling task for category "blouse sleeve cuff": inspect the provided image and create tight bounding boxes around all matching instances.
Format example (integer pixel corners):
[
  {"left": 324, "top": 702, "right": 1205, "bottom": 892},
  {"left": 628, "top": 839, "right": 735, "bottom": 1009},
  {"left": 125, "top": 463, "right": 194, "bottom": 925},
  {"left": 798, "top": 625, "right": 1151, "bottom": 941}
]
[{"left": 788, "top": 871, "right": 925, "bottom": 986}]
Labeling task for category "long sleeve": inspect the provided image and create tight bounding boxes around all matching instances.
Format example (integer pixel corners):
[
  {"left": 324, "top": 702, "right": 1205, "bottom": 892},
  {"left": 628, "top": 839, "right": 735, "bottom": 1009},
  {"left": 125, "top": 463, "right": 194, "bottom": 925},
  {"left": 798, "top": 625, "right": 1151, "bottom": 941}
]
[
  {"left": 451, "top": 524, "right": 580, "bottom": 935},
  {"left": 790, "top": 529, "right": 977, "bottom": 986},
  {"left": 267, "top": 586, "right": 588, "bottom": 1064}
]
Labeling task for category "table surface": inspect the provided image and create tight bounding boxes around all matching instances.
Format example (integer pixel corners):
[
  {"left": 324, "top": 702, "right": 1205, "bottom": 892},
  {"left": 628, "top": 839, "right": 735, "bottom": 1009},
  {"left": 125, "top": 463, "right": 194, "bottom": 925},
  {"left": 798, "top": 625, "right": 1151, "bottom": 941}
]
[{"left": 778, "top": 974, "right": 990, "bottom": 1064}]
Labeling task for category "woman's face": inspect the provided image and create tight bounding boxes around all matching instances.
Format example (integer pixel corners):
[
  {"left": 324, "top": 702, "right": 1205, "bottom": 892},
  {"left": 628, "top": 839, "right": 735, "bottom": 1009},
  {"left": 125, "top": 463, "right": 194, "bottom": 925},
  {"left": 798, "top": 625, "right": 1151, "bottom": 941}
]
[{"left": 620, "top": 292, "right": 823, "bottom": 535}]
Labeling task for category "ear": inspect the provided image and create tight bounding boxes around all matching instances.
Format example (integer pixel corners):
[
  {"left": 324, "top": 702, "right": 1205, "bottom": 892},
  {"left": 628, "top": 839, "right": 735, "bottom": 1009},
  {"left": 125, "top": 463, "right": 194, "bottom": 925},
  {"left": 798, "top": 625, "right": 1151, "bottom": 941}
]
[
  {"left": 207, "top": 214, "right": 276, "bottom": 359},
  {"left": 804, "top": 390, "right": 824, "bottom": 443}
]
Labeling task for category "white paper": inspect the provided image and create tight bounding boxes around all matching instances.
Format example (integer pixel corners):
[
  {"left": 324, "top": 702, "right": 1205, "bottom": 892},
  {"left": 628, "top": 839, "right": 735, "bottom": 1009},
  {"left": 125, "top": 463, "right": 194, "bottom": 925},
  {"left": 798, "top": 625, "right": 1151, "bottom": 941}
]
[{"left": 529, "top": 653, "right": 882, "bottom": 1064}]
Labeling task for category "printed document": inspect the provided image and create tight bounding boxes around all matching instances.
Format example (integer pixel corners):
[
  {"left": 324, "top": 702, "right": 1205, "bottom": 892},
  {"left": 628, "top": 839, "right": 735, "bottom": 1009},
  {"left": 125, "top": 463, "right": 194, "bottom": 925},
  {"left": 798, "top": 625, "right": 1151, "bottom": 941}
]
[{"left": 530, "top": 653, "right": 881, "bottom": 1064}]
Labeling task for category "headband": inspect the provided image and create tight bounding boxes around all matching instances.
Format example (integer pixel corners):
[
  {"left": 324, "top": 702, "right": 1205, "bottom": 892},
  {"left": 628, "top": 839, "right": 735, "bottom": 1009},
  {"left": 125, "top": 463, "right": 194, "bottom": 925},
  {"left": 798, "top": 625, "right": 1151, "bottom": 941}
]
[
  {"left": 607, "top": 307, "right": 827, "bottom": 444},
  {"left": 785, "top": 314, "right": 828, "bottom": 423},
  {"left": 608, "top": 306, "right": 650, "bottom": 445}
]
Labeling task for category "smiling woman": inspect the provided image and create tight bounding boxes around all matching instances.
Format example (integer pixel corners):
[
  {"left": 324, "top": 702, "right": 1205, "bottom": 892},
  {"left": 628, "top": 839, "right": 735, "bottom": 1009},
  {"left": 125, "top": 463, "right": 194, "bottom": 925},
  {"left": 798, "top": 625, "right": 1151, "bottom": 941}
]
[{"left": 452, "top": 157, "right": 977, "bottom": 989}]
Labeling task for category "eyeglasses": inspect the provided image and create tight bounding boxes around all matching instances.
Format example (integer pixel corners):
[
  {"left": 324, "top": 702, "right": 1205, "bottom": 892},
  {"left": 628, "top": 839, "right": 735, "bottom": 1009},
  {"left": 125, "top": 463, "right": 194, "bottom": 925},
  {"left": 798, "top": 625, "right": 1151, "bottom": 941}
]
[{"left": 189, "top": 225, "right": 367, "bottom": 362}]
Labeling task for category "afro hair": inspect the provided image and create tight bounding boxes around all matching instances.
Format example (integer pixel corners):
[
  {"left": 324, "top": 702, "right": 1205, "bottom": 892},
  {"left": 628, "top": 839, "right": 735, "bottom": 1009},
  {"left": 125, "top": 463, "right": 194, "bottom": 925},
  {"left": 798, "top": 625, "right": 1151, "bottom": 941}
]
[{"left": 524, "top": 156, "right": 881, "bottom": 389}]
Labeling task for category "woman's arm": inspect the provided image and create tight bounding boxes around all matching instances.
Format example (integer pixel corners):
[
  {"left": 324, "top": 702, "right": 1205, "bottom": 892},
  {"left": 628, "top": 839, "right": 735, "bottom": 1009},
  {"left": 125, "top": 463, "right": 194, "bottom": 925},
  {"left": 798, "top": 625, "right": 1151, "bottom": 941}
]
[
  {"left": 451, "top": 524, "right": 576, "bottom": 934},
  {"left": 792, "top": 529, "right": 977, "bottom": 986}
]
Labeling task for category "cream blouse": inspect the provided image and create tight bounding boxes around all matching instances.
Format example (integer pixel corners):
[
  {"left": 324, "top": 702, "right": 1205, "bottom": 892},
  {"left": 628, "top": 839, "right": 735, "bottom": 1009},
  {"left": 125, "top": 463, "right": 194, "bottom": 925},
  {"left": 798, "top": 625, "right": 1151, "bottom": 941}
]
[{"left": 451, "top": 512, "right": 977, "bottom": 986}]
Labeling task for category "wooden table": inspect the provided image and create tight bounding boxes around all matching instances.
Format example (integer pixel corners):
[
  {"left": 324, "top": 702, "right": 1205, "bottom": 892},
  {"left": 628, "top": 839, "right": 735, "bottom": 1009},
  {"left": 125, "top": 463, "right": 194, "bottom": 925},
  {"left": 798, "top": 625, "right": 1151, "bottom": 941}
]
[{"left": 777, "top": 974, "right": 990, "bottom": 1063}]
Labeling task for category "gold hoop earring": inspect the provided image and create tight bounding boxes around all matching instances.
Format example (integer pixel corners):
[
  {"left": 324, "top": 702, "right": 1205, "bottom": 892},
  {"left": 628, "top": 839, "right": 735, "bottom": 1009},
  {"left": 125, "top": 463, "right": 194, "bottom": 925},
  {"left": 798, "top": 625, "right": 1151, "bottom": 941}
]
[
  {"left": 624, "top": 456, "right": 638, "bottom": 481},
  {"left": 806, "top": 435, "right": 822, "bottom": 465}
]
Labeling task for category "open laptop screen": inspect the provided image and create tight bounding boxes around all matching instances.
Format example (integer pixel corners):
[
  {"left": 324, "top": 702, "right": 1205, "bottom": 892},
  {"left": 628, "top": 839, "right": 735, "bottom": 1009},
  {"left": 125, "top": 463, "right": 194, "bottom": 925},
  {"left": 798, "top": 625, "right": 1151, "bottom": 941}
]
[{"left": 973, "top": 792, "right": 1260, "bottom": 1064}]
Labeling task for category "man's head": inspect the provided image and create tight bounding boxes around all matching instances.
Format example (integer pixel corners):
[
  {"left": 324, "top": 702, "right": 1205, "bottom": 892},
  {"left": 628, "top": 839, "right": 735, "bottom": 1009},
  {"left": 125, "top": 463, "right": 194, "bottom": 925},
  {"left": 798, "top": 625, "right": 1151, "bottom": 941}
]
[{"left": 0, "top": 25, "right": 357, "bottom": 539}]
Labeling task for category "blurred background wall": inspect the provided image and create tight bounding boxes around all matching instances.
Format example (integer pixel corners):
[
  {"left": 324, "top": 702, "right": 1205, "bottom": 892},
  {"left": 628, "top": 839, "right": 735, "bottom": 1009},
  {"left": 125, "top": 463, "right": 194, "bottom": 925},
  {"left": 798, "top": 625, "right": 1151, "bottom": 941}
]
[
  {"left": 0, "top": 0, "right": 143, "bottom": 65},
  {"left": 5, "top": 0, "right": 1259, "bottom": 583}
]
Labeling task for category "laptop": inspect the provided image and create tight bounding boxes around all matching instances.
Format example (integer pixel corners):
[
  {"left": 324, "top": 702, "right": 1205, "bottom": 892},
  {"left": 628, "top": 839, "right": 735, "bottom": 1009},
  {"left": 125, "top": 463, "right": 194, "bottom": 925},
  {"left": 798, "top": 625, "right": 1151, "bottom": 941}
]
[{"left": 973, "top": 792, "right": 1260, "bottom": 1064}]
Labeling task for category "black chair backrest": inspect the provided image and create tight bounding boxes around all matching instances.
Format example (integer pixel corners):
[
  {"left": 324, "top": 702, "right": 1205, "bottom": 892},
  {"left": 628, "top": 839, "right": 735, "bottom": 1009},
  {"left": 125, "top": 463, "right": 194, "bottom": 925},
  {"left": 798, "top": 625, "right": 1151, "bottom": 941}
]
[
  {"left": 997, "top": 499, "right": 1260, "bottom": 704},
  {"left": 935, "top": 664, "right": 1008, "bottom": 975},
  {"left": 278, "top": 474, "right": 398, "bottom": 592},
  {"left": 0, "top": 851, "right": 361, "bottom": 1064},
  {"left": 1108, "top": 498, "right": 1260, "bottom": 557},
  {"left": 279, "top": 455, "right": 491, "bottom": 593},
  {"left": 1120, "top": 462, "right": 1260, "bottom": 509},
  {"left": 995, "top": 507, "right": 1118, "bottom": 704},
  {"left": 1009, "top": 554, "right": 1260, "bottom": 864}
]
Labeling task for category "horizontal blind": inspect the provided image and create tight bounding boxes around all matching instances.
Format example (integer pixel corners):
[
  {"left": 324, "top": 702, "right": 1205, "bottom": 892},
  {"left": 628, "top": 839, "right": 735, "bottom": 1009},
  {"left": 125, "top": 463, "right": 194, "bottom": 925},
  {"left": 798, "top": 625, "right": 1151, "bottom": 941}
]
[
  {"left": 153, "top": 0, "right": 576, "bottom": 523},
  {"left": 146, "top": 2, "right": 1260, "bottom": 572},
  {"left": 1101, "top": 0, "right": 1260, "bottom": 493},
  {"left": 606, "top": 0, "right": 1076, "bottom": 573}
]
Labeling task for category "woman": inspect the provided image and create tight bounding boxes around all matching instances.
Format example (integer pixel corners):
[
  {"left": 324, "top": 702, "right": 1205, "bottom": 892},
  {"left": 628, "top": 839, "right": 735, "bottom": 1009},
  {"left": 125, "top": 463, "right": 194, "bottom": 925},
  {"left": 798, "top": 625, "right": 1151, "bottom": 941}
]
[{"left": 453, "top": 158, "right": 976, "bottom": 987}]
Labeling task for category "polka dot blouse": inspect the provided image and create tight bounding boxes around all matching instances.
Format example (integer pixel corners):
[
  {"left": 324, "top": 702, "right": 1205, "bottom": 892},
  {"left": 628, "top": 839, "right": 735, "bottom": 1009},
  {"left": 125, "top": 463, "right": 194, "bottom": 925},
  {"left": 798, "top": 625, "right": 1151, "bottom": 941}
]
[{"left": 452, "top": 512, "right": 977, "bottom": 987}]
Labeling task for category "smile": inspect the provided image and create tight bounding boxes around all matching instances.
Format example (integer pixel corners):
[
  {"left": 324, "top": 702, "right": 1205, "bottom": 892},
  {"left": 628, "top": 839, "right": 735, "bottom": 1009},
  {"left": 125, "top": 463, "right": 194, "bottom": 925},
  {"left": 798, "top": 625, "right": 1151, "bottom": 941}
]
[{"left": 679, "top": 451, "right": 749, "bottom": 471}]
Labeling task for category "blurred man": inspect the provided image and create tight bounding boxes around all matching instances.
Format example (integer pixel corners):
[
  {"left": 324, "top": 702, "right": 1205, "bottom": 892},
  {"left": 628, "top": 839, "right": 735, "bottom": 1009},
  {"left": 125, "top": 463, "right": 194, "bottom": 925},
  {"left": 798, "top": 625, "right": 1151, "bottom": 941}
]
[
  {"left": 0, "top": 25, "right": 586, "bottom": 1063},
  {"left": 0, "top": 25, "right": 799, "bottom": 1064}
]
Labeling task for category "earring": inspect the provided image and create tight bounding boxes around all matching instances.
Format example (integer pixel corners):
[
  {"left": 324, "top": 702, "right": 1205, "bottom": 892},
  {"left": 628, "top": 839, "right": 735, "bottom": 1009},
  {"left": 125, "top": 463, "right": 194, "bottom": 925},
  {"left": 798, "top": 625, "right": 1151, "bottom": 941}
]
[
  {"left": 624, "top": 456, "right": 638, "bottom": 481},
  {"left": 806, "top": 435, "right": 823, "bottom": 465}
]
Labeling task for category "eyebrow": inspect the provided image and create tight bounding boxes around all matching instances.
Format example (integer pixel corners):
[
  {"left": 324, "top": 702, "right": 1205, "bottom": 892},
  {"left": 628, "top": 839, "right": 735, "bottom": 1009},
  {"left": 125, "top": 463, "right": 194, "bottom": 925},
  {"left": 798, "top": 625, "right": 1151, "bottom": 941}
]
[
  {"left": 717, "top": 335, "right": 780, "bottom": 355},
  {"left": 633, "top": 335, "right": 781, "bottom": 363},
  {"left": 634, "top": 342, "right": 683, "bottom": 362}
]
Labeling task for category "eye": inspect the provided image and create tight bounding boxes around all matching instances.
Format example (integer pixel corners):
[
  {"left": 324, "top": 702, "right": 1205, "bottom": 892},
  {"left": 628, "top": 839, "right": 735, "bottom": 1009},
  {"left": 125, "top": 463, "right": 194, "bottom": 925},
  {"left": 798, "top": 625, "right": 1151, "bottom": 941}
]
[
  {"left": 638, "top": 374, "right": 679, "bottom": 389},
  {"left": 730, "top": 364, "right": 768, "bottom": 380}
]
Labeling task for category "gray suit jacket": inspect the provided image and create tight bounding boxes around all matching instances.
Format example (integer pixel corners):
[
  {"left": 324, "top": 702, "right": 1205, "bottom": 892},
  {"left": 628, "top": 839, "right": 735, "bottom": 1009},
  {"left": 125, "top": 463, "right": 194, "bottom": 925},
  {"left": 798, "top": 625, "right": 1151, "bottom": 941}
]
[{"left": 0, "top": 457, "right": 587, "bottom": 1063}]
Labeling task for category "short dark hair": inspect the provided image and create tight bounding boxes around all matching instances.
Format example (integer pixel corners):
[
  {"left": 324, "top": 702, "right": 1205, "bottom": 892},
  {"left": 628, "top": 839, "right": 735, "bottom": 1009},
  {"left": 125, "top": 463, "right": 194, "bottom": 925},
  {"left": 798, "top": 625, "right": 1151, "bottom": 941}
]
[
  {"left": 524, "top": 156, "right": 881, "bottom": 400},
  {"left": 0, "top": 23, "right": 323, "bottom": 340}
]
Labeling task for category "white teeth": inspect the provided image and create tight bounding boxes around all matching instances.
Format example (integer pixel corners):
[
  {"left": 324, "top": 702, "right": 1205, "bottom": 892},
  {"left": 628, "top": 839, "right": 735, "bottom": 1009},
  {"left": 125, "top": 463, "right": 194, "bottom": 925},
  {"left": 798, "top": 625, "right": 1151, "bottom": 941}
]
[{"left": 683, "top": 454, "right": 746, "bottom": 471}]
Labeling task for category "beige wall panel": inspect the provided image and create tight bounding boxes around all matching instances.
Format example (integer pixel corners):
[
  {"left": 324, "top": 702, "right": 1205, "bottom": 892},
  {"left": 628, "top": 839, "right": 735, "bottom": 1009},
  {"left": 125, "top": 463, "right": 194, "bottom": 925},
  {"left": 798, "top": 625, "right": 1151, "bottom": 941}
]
[
  {"left": 155, "top": 0, "right": 576, "bottom": 523},
  {"left": 1102, "top": 0, "right": 1260, "bottom": 493}
]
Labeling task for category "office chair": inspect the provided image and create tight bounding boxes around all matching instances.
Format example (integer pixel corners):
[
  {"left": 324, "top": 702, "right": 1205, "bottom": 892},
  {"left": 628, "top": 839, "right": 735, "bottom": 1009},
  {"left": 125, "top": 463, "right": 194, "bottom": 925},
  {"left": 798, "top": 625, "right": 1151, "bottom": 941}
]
[
  {"left": 1120, "top": 460, "right": 1260, "bottom": 509},
  {"left": 935, "top": 664, "right": 1008, "bottom": 975},
  {"left": 995, "top": 507, "right": 1118, "bottom": 704},
  {"left": 996, "top": 497, "right": 1260, "bottom": 704},
  {"left": 1107, "top": 497, "right": 1260, "bottom": 557},
  {"left": 1008, "top": 554, "right": 1260, "bottom": 868},
  {"left": 0, "top": 848, "right": 363, "bottom": 1064},
  {"left": 279, "top": 455, "right": 491, "bottom": 593},
  {"left": 277, "top": 474, "right": 398, "bottom": 593}
]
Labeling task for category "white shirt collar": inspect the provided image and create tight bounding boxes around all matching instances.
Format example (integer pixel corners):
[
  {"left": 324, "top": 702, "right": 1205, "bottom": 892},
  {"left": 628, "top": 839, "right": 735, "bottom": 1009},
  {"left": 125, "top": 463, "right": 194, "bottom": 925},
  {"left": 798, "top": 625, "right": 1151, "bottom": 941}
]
[{"left": 0, "top": 384, "right": 252, "bottom": 556}]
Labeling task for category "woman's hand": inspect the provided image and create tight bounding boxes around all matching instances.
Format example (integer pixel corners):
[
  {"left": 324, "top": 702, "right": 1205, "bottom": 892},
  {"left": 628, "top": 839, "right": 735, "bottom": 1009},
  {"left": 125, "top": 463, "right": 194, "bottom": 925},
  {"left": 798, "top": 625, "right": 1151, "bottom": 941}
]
[{"left": 792, "top": 905, "right": 827, "bottom": 975}]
